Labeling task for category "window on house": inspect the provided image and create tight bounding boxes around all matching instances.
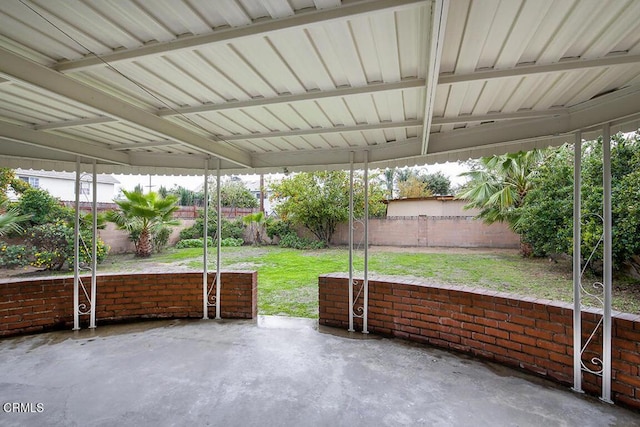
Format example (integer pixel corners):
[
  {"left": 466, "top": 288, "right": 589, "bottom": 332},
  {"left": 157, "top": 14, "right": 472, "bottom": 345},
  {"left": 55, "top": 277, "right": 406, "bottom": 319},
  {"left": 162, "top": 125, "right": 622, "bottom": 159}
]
[
  {"left": 80, "top": 182, "right": 91, "bottom": 196},
  {"left": 19, "top": 176, "right": 39, "bottom": 188}
]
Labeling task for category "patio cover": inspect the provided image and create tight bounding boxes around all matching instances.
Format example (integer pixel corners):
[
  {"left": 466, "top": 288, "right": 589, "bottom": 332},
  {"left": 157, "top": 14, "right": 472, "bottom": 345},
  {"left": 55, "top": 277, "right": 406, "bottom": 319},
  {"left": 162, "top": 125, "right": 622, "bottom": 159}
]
[{"left": 0, "top": 0, "right": 639, "bottom": 175}]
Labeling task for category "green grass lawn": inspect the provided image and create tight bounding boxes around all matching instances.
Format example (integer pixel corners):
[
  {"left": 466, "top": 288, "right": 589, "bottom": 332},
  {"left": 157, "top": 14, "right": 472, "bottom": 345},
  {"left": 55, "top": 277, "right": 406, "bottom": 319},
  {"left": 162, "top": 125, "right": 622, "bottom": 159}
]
[{"left": 100, "top": 246, "right": 640, "bottom": 317}]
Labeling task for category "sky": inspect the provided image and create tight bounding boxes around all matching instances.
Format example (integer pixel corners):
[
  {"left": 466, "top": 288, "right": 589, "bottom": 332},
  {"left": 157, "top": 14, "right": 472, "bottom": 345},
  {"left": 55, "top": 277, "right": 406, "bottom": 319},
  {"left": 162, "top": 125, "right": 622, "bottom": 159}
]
[{"left": 113, "top": 161, "right": 471, "bottom": 193}]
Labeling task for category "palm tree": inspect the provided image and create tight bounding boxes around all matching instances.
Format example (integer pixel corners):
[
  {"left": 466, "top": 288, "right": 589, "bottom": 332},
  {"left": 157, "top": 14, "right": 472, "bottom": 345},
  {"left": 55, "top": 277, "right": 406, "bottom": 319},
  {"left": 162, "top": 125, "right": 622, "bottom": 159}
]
[
  {"left": 457, "top": 150, "right": 543, "bottom": 230},
  {"left": 242, "top": 211, "right": 265, "bottom": 245},
  {"left": 0, "top": 201, "right": 31, "bottom": 237},
  {"left": 107, "top": 190, "right": 179, "bottom": 257},
  {"left": 382, "top": 168, "right": 395, "bottom": 199}
]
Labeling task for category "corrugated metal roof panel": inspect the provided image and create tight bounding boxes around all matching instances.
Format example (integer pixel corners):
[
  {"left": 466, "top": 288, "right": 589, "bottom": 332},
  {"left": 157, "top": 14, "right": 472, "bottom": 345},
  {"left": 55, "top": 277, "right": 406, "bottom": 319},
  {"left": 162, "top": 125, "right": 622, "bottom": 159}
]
[{"left": 0, "top": 0, "right": 638, "bottom": 174}]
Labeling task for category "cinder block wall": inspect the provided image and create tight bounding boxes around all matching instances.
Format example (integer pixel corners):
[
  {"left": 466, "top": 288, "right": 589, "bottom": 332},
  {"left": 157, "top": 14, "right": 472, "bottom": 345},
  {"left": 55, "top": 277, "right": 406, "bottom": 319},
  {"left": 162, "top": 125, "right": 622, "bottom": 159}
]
[
  {"left": 319, "top": 273, "right": 640, "bottom": 410},
  {"left": 0, "top": 271, "right": 257, "bottom": 337},
  {"left": 331, "top": 217, "right": 520, "bottom": 248}
]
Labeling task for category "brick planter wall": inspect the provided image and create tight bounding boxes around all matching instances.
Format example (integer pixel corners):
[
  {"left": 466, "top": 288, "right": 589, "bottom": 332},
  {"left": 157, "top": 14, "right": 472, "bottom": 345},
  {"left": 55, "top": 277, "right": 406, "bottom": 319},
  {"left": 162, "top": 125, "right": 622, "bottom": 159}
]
[
  {"left": 319, "top": 273, "right": 640, "bottom": 410},
  {"left": 0, "top": 271, "right": 257, "bottom": 337}
]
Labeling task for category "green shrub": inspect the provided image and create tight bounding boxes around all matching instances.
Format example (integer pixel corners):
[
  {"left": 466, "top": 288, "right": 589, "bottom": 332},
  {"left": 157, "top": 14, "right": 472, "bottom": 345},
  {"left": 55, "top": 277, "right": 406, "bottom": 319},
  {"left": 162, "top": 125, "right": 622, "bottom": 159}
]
[
  {"left": 278, "top": 233, "right": 325, "bottom": 250},
  {"left": 17, "top": 188, "right": 64, "bottom": 226},
  {"left": 27, "top": 222, "right": 108, "bottom": 270},
  {"left": 76, "top": 229, "right": 109, "bottom": 268},
  {"left": 175, "top": 236, "right": 243, "bottom": 248},
  {"left": 0, "top": 241, "right": 33, "bottom": 268},
  {"left": 28, "top": 221, "right": 71, "bottom": 270},
  {"left": 179, "top": 213, "right": 245, "bottom": 240},
  {"left": 265, "top": 218, "right": 293, "bottom": 240},
  {"left": 153, "top": 226, "right": 171, "bottom": 253},
  {"left": 220, "top": 237, "right": 244, "bottom": 247},
  {"left": 176, "top": 237, "right": 213, "bottom": 249}
]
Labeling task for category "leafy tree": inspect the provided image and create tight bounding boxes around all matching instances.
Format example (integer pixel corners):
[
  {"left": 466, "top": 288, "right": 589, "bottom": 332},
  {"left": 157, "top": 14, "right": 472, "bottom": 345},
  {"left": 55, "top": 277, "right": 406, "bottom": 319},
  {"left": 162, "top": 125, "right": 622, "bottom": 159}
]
[
  {"left": 168, "top": 185, "right": 204, "bottom": 206},
  {"left": 107, "top": 190, "right": 180, "bottom": 257},
  {"left": 397, "top": 176, "right": 432, "bottom": 198},
  {"left": 457, "top": 150, "right": 543, "bottom": 229},
  {"left": 516, "top": 146, "right": 574, "bottom": 257},
  {"left": 0, "top": 168, "right": 30, "bottom": 204},
  {"left": 16, "top": 188, "right": 65, "bottom": 226},
  {"left": 383, "top": 168, "right": 452, "bottom": 199},
  {"left": 395, "top": 167, "right": 416, "bottom": 184},
  {"left": 270, "top": 171, "right": 386, "bottom": 246},
  {"left": 519, "top": 134, "right": 640, "bottom": 271},
  {"left": 209, "top": 178, "right": 258, "bottom": 209},
  {"left": 422, "top": 172, "right": 452, "bottom": 195}
]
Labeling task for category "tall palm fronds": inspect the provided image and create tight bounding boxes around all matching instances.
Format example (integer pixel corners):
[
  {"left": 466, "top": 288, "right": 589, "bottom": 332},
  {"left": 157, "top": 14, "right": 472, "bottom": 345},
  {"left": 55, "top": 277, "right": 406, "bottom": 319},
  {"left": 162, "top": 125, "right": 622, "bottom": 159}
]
[
  {"left": 106, "top": 190, "right": 179, "bottom": 257},
  {"left": 457, "top": 150, "right": 544, "bottom": 229},
  {"left": 0, "top": 201, "right": 31, "bottom": 237}
]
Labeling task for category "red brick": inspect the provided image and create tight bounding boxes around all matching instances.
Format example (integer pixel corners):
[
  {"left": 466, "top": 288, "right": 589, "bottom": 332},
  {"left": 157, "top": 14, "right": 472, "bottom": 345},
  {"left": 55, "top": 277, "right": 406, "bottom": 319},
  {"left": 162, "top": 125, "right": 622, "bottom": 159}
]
[
  {"left": 485, "top": 327, "right": 509, "bottom": 340},
  {"left": 471, "top": 332, "right": 496, "bottom": 345},
  {"left": 510, "top": 333, "right": 536, "bottom": 347},
  {"left": 524, "top": 327, "right": 554, "bottom": 341},
  {"left": 509, "top": 314, "right": 536, "bottom": 327},
  {"left": 496, "top": 338, "right": 522, "bottom": 352}
]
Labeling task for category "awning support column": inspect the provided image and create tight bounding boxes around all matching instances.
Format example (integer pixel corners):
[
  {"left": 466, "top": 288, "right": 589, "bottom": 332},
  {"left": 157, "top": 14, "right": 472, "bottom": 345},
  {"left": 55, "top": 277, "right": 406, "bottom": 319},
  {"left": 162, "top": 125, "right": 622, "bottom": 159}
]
[
  {"left": 362, "top": 150, "right": 369, "bottom": 334},
  {"left": 89, "top": 160, "right": 97, "bottom": 328},
  {"left": 203, "top": 159, "right": 209, "bottom": 319},
  {"left": 215, "top": 159, "right": 222, "bottom": 320},
  {"left": 602, "top": 124, "right": 613, "bottom": 403},
  {"left": 348, "top": 152, "right": 355, "bottom": 332},
  {"left": 73, "top": 158, "right": 81, "bottom": 330},
  {"left": 572, "top": 131, "right": 583, "bottom": 393}
]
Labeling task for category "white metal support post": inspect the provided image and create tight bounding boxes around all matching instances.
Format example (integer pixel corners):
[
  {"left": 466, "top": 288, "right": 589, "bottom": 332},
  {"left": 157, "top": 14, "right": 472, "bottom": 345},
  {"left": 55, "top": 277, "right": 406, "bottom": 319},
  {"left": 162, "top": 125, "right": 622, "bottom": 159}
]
[
  {"left": 215, "top": 159, "right": 222, "bottom": 319},
  {"left": 89, "top": 161, "right": 97, "bottom": 328},
  {"left": 362, "top": 151, "right": 369, "bottom": 334},
  {"left": 203, "top": 160, "right": 209, "bottom": 319},
  {"left": 572, "top": 131, "right": 583, "bottom": 393},
  {"left": 73, "top": 159, "right": 81, "bottom": 330},
  {"left": 348, "top": 152, "right": 355, "bottom": 332},
  {"left": 602, "top": 124, "right": 613, "bottom": 403}
]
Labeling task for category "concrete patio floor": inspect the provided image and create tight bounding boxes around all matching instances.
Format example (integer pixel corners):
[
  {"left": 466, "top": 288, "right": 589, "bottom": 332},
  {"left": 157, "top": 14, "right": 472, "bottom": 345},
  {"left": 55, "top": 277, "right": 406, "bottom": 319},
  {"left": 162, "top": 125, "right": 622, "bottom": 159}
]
[{"left": 0, "top": 317, "right": 638, "bottom": 427}]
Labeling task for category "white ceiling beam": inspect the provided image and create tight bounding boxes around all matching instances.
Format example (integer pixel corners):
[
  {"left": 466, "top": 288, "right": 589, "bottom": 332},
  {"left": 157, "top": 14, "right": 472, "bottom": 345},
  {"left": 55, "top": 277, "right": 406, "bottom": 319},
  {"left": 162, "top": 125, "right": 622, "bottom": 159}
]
[
  {"left": 0, "top": 47, "right": 252, "bottom": 167},
  {"left": 54, "top": 0, "right": 427, "bottom": 73},
  {"left": 113, "top": 140, "right": 179, "bottom": 151},
  {"left": 431, "top": 109, "right": 568, "bottom": 125},
  {"left": 421, "top": 0, "right": 449, "bottom": 155},
  {"left": 222, "top": 120, "right": 423, "bottom": 141},
  {"left": 0, "top": 122, "right": 130, "bottom": 165},
  {"left": 157, "top": 79, "right": 425, "bottom": 116},
  {"left": 427, "top": 85, "right": 640, "bottom": 154},
  {"left": 438, "top": 54, "right": 640, "bottom": 85},
  {"left": 33, "top": 116, "right": 115, "bottom": 130}
]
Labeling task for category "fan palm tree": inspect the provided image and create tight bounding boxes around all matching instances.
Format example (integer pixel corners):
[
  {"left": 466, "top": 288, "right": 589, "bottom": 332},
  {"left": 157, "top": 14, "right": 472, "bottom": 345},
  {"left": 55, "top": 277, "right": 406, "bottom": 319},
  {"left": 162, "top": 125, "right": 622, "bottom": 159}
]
[
  {"left": 107, "top": 190, "right": 179, "bottom": 257},
  {"left": 0, "top": 201, "right": 31, "bottom": 237},
  {"left": 457, "top": 150, "right": 543, "bottom": 230}
]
